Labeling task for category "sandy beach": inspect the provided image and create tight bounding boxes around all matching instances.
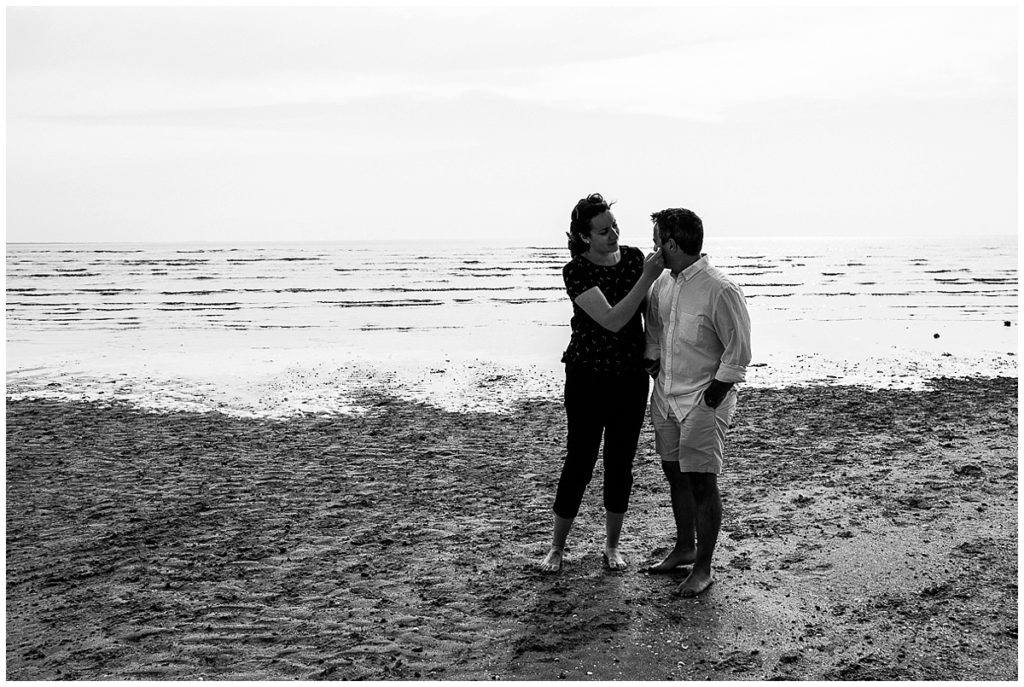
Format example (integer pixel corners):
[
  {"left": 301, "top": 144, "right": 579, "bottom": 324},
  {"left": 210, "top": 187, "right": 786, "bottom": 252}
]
[{"left": 5, "top": 375, "right": 1017, "bottom": 680}]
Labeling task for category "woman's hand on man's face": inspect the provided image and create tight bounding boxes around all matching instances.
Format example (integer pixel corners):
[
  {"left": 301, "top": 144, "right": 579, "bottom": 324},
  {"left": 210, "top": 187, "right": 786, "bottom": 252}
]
[{"left": 642, "top": 248, "right": 665, "bottom": 280}]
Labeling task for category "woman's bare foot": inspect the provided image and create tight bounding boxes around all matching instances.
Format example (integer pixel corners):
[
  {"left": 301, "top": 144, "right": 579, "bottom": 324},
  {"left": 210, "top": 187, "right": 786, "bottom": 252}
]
[
  {"left": 675, "top": 568, "right": 714, "bottom": 597},
  {"left": 603, "top": 546, "right": 627, "bottom": 571},
  {"left": 647, "top": 546, "right": 696, "bottom": 573},
  {"left": 538, "top": 547, "right": 564, "bottom": 572}
]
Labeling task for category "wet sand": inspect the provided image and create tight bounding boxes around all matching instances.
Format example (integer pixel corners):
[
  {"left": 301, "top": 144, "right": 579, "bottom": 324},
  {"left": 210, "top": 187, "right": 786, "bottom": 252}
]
[{"left": 5, "top": 376, "right": 1018, "bottom": 680}]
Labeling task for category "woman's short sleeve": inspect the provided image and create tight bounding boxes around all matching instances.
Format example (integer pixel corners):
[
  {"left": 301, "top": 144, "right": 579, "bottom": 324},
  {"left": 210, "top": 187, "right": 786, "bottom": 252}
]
[{"left": 562, "top": 259, "right": 594, "bottom": 301}]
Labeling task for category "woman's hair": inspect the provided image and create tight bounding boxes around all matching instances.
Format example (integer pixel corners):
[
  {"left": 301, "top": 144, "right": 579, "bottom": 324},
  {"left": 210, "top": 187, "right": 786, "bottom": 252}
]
[{"left": 566, "top": 193, "right": 614, "bottom": 257}]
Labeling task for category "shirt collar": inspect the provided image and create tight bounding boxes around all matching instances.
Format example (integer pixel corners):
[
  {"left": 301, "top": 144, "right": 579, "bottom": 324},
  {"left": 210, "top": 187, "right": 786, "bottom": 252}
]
[{"left": 673, "top": 254, "right": 709, "bottom": 281}]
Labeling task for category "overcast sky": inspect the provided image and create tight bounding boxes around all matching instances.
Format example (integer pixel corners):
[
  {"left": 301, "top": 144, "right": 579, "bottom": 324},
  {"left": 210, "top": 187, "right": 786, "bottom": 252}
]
[{"left": 6, "top": 5, "right": 1018, "bottom": 244}]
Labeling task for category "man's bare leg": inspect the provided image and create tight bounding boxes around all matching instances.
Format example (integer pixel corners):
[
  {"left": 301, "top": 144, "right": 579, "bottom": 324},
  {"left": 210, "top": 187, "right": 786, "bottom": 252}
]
[
  {"left": 648, "top": 461, "right": 697, "bottom": 572},
  {"left": 604, "top": 510, "right": 628, "bottom": 570},
  {"left": 539, "top": 514, "right": 573, "bottom": 572},
  {"left": 676, "top": 473, "right": 720, "bottom": 597}
]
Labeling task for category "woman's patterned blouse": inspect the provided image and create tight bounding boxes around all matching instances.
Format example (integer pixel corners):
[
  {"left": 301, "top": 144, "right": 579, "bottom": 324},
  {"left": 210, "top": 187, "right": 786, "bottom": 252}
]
[{"left": 560, "top": 245, "right": 646, "bottom": 374}]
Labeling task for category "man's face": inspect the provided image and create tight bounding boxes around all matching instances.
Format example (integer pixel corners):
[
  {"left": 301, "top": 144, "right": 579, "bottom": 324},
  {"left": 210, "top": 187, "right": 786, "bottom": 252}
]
[{"left": 654, "top": 222, "right": 682, "bottom": 270}]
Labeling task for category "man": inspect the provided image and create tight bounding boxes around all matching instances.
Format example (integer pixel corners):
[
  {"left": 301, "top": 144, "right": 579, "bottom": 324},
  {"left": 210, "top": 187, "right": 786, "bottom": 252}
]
[{"left": 642, "top": 208, "right": 752, "bottom": 597}]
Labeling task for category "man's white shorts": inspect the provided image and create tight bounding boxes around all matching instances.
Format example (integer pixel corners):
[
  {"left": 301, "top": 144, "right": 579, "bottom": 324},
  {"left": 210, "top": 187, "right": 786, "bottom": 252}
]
[{"left": 651, "top": 390, "right": 738, "bottom": 474}]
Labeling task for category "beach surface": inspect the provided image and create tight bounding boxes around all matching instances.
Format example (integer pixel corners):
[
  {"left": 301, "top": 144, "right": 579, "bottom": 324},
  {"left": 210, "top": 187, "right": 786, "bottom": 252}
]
[{"left": 5, "top": 375, "right": 1017, "bottom": 680}]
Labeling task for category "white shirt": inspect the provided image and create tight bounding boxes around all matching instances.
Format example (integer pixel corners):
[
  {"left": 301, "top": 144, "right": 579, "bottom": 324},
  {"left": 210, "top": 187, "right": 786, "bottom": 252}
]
[{"left": 645, "top": 255, "right": 752, "bottom": 421}]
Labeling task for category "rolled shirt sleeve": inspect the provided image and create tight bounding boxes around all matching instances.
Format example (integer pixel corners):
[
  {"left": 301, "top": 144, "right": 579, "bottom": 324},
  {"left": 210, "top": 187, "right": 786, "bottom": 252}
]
[
  {"left": 644, "top": 278, "right": 662, "bottom": 360},
  {"left": 712, "top": 284, "right": 752, "bottom": 384}
]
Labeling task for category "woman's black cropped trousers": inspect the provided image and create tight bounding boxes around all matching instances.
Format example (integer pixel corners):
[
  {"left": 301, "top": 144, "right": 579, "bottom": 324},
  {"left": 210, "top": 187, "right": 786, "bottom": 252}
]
[{"left": 552, "top": 365, "right": 650, "bottom": 519}]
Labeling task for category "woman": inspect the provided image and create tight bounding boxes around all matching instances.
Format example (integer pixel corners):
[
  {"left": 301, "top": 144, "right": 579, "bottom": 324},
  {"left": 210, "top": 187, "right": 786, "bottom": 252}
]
[{"left": 539, "top": 193, "right": 664, "bottom": 572}]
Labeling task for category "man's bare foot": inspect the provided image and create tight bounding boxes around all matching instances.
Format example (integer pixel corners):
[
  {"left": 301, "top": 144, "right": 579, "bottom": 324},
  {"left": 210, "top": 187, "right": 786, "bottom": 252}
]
[
  {"left": 538, "top": 547, "right": 563, "bottom": 572},
  {"left": 675, "top": 568, "right": 714, "bottom": 597},
  {"left": 646, "top": 547, "right": 696, "bottom": 573},
  {"left": 603, "top": 546, "right": 627, "bottom": 571}
]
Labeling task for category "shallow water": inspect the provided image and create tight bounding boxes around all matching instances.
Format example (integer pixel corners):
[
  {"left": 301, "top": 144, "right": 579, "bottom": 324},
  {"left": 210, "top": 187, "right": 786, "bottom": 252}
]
[{"left": 6, "top": 236, "right": 1017, "bottom": 415}]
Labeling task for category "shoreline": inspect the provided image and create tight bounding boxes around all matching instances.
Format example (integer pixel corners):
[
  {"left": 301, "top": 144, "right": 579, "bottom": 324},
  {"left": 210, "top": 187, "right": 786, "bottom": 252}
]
[
  {"left": 6, "top": 376, "right": 1018, "bottom": 680},
  {"left": 6, "top": 331, "right": 1019, "bottom": 417}
]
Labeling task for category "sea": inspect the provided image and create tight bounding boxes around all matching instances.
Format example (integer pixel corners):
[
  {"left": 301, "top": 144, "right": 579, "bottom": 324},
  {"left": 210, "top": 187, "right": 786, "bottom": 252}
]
[{"left": 6, "top": 235, "right": 1017, "bottom": 416}]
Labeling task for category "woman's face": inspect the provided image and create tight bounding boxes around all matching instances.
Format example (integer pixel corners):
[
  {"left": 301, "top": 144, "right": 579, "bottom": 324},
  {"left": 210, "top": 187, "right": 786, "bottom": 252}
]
[{"left": 586, "top": 210, "right": 620, "bottom": 255}]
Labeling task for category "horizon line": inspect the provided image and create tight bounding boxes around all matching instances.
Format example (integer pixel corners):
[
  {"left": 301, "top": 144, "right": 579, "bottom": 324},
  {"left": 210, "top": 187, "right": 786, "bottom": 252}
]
[{"left": 6, "top": 234, "right": 1017, "bottom": 246}]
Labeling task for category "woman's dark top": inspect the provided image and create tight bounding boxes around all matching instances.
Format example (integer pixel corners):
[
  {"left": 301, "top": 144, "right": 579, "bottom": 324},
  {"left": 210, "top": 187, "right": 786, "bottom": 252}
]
[{"left": 561, "top": 245, "right": 646, "bottom": 375}]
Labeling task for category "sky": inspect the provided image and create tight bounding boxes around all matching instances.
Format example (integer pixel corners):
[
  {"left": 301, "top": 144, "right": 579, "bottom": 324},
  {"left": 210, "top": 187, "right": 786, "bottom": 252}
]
[{"left": 5, "top": 4, "right": 1018, "bottom": 244}]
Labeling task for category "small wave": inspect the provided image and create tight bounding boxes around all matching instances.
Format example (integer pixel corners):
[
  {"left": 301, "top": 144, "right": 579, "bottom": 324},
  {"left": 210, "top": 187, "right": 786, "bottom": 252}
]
[
  {"left": 317, "top": 299, "right": 444, "bottom": 308},
  {"left": 359, "top": 324, "right": 464, "bottom": 331},
  {"left": 890, "top": 304, "right": 1008, "bottom": 309},
  {"left": 454, "top": 266, "right": 516, "bottom": 272},
  {"left": 119, "top": 259, "right": 210, "bottom": 266},
  {"left": 378, "top": 286, "right": 514, "bottom": 293},
  {"left": 160, "top": 289, "right": 242, "bottom": 295},
  {"left": 226, "top": 257, "right": 321, "bottom": 263},
  {"left": 7, "top": 293, "right": 76, "bottom": 299},
  {"left": 8, "top": 301, "right": 86, "bottom": 307},
  {"left": 77, "top": 288, "right": 143, "bottom": 293},
  {"left": 227, "top": 254, "right": 319, "bottom": 261},
  {"left": 161, "top": 301, "right": 242, "bottom": 306},
  {"left": 275, "top": 287, "right": 357, "bottom": 293},
  {"left": 804, "top": 292, "right": 858, "bottom": 296},
  {"left": 157, "top": 305, "right": 243, "bottom": 311}
]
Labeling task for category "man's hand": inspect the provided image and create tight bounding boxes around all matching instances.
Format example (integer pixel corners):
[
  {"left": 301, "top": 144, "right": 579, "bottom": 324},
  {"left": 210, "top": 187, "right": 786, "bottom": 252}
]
[
  {"left": 643, "top": 358, "right": 660, "bottom": 379},
  {"left": 702, "top": 379, "right": 734, "bottom": 408}
]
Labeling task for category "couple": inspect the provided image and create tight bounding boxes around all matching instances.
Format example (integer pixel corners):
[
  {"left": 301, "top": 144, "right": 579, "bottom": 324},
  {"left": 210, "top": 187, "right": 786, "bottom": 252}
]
[{"left": 538, "top": 192, "right": 752, "bottom": 599}]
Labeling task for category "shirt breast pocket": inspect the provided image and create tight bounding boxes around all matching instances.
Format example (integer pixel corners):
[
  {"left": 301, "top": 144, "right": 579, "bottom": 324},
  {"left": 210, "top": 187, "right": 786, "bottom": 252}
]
[{"left": 673, "top": 311, "right": 705, "bottom": 346}]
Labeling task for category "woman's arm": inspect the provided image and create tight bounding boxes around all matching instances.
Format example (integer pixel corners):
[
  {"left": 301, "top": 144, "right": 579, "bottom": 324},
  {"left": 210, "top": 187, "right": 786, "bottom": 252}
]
[{"left": 574, "top": 249, "right": 663, "bottom": 333}]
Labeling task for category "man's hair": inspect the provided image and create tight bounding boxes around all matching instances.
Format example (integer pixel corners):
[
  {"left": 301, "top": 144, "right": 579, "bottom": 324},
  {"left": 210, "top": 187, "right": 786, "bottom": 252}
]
[
  {"left": 651, "top": 208, "right": 703, "bottom": 255},
  {"left": 566, "top": 193, "right": 614, "bottom": 257}
]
